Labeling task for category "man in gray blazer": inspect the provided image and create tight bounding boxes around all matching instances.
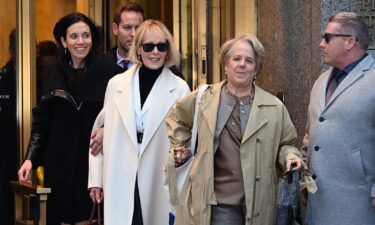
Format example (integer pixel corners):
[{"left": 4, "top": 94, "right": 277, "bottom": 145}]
[{"left": 303, "top": 12, "right": 375, "bottom": 225}]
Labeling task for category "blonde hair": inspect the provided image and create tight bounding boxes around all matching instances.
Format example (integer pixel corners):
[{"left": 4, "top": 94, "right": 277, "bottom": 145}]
[
  {"left": 129, "top": 19, "right": 180, "bottom": 67},
  {"left": 219, "top": 33, "right": 265, "bottom": 73}
]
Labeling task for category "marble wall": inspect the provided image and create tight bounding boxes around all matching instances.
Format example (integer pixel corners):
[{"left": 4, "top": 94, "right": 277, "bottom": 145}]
[
  {"left": 256, "top": 0, "right": 322, "bottom": 146},
  {"left": 255, "top": 0, "right": 374, "bottom": 145}
]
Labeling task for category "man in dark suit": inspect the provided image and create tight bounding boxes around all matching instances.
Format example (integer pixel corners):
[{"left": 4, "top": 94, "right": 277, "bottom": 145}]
[
  {"left": 0, "top": 28, "right": 18, "bottom": 225},
  {"left": 108, "top": 2, "right": 144, "bottom": 72}
]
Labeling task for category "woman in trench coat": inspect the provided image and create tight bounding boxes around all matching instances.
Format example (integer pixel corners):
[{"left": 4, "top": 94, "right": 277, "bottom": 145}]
[{"left": 165, "top": 34, "right": 302, "bottom": 225}]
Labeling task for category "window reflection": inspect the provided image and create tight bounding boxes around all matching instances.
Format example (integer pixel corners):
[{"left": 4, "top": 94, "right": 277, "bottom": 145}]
[{"left": 0, "top": 2, "right": 17, "bottom": 224}]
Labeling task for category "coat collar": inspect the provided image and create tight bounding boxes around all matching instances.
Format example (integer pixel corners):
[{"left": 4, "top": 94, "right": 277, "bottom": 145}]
[
  {"left": 141, "top": 67, "right": 180, "bottom": 152},
  {"left": 115, "top": 66, "right": 138, "bottom": 148},
  {"left": 200, "top": 80, "right": 277, "bottom": 142},
  {"left": 323, "top": 54, "right": 375, "bottom": 109},
  {"left": 114, "top": 65, "right": 181, "bottom": 152},
  {"left": 242, "top": 84, "right": 277, "bottom": 143}
]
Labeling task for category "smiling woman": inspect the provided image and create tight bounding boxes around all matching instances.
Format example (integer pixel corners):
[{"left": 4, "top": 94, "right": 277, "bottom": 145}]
[
  {"left": 17, "top": 12, "right": 121, "bottom": 225},
  {"left": 88, "top": 19, "right": 190, "bottom": 225},
  {"left": 60, "top": 21, "right": 93, "bottom": 69}
]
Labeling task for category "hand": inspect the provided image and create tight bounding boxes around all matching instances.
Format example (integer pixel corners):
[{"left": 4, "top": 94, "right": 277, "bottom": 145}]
[
  {"left": 286, "top": 158, "right": 302, "bottom": 172},
  {"left": 90, "top": 128, "right": 104, "bottom": 156},
  {"left": 18, "top": 160, "right": 33, "bottom": 184},
  {"left": 174, "top": 146, "right": 192, "bottom": 167},
  {"left": 372, "top": 197, "right": 375, "bottom": 212},
  {"left": 90, "top": 187, "right": 104, "bottom": 203}
]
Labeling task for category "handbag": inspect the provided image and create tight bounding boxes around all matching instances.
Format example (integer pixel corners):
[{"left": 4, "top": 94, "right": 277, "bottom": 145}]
[
  {"left": 86, "top": 201, "right": 102, "bottom": 225},
  {"left": 276, "top": 171, "right": 303, "bottom": 225}
]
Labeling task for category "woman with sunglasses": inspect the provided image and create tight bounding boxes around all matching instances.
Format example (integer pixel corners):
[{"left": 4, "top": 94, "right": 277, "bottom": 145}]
[{"left": 88, "top": 19, "right": 190, "bottom": 225}]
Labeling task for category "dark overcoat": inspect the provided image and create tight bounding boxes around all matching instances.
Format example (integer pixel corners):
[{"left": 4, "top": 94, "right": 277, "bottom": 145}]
[
  {"left": 0, "top": 61, "right": 17, "bottom": 225},
  {"left": 25, "top": 53, "right": 120, "bottom": 224}
]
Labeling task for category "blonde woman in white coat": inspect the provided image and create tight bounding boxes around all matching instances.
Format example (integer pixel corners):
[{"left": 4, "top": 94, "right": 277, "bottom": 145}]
[{"left": 88, "top": 20, "right": 190, "bottom": 225}]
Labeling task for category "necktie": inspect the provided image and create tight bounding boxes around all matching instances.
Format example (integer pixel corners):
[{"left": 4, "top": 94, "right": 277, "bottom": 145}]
[
  {"left": 326, "top": 70, "right": 346, "bottom": 104},
  {"left": 121, "top": 60, "right": 129, "bottom": 69}
]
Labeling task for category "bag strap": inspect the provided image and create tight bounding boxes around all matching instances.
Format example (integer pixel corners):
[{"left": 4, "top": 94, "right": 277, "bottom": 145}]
[
  {"left": 88, "top": 201, "right": 101, "bottom": 224},
  {"left": 191, "top": 84, "right": 208, "bottom": 155}
]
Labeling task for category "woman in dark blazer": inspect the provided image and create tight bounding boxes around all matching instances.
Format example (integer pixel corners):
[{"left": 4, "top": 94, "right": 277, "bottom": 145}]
[{"left": 18, "top": 12, "right": 120, "bottom": 225}]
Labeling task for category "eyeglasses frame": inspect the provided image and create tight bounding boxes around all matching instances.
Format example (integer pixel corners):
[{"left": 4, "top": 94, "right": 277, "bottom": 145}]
[
  {"left": 322, "top": 33, "right": 359, "bottom": 43},
  {"left": 141, "top": 42, "right": 169, "bottom": 52}
]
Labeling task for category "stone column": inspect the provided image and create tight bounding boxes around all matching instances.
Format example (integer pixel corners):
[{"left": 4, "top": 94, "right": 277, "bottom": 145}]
[{"left": 256, "top": 0, "right": 375, "bottom": 145}]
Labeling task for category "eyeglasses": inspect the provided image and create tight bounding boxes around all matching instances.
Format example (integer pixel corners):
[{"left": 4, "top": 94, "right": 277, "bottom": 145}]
[
  {"left": 141, "top": 43, "right": 169, "bottom": 52},
  {"left": 322, "top": 33, "right": 358, "bottom": 43}
]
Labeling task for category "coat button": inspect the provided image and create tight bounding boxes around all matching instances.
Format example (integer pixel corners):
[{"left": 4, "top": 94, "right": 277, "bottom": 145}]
[
  {"left": 319, "top": 117, "right": 325, "bottom": 122},
  {"left": 254, "top": 212, "right": 260, "bottom": 217},
  {"left": 314, "top": 146, "right": 320, "bottom": 151},
  {"left": 255, "top": 176, "right": 261, "bottom": 181}
]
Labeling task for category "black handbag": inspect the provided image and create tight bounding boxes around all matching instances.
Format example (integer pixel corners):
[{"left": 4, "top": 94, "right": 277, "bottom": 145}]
[
  {"left": 276, "top": 171, "right": 303, "bottom": 225},
  {"left": 86, "top": 201, "right": 102, "bottom": 225}
]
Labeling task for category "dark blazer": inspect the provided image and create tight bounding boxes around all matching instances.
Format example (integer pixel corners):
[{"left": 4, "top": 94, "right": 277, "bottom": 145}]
[
  {"left": 107, "top": 47, "right": 126, "bottom": 73},
  {"left": 0, "top": 61, "right": 18, "bottom": 181},
  {"left": 25, "top": 53, "right": 121, "bottom": 224},
  {"left": 0, "top": 61, "right": 17, "bottom": 225}
]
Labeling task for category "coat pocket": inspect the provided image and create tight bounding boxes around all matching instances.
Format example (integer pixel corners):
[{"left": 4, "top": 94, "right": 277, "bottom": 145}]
[{"left": 350, "top": 145, "right": 367, "bottom": 186}]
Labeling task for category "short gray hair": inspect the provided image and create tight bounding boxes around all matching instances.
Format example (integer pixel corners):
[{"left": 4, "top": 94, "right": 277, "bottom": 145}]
[
  {"left": 219, "top": 33, "right": 265, "bottom": 74},
  {"left": 329, "top": 12, "right": 370, "bottom": 50}
]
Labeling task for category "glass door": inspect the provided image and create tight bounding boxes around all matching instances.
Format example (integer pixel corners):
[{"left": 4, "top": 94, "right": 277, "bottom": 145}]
[{"left": 176, "top": 0, "right": 257, "bottom": 88}]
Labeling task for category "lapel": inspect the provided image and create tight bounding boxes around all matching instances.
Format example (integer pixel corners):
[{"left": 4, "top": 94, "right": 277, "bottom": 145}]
[
  {"left": 325, "top": 54, "right": 375, "bottom": 109},
  {"left": 320, "top": 68, "right": 332, "bottom": 110},
  {"left": 140, "top": 68, "right": 178, "bottom": 154},
  {"left": 215, "top": 89, "right": 235, "bottom": 139},
  {"left": 115, "top": 66, "right": 138, "bottom": 149},
  {"left": 242, "top": 85, "right": 269, "bottom": 143},
  {"left": 200, "top": 82, "right": 223, "bottom": 137}
]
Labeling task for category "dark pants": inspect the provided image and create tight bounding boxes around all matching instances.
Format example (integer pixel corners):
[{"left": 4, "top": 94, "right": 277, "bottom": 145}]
[
  {"left": 132, "top": 178, "right": 143, "bottom": 225},
  {"left": 211, "top": 204, "right": 245, "bottom": 225},
  {"left": 0, "top": 181, "right": 14, "bottom": 225}
]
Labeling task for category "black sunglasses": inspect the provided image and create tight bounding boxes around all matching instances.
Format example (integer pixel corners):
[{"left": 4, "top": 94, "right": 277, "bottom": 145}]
[
  {"left": 322, "top": 33, "right": 358, "bottom": 43},
  {"left": 141, "top": 43, "right": 169, "bottom": 52}
]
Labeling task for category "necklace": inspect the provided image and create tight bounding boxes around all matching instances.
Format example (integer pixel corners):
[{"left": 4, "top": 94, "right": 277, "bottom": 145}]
[{"left": 225, "top": 86, "right": 254, "bottom": 106}]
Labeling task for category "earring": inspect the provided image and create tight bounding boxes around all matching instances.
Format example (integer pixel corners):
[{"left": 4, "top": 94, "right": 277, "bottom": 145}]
[
  {"left": 253, "top": 74, "right": 257, "bottom": 81},
  {"left": 64, "top": 48, "right": 67, "bottom": 55}
]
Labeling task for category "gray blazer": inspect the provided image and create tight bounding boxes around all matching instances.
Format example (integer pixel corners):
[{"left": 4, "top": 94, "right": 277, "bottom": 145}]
[{"left": 304, "top": 54, "right": 375, "bottom": 225}]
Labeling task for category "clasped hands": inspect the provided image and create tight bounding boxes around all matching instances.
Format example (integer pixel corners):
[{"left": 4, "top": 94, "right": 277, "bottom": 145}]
[{"left": 173, "top": 146, "right": 193, "bottom": 167}]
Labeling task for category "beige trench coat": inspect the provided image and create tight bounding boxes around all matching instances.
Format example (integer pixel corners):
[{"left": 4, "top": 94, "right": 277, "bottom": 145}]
[{"left": 165, "top": 81, "right": 301, "bottom": 225}]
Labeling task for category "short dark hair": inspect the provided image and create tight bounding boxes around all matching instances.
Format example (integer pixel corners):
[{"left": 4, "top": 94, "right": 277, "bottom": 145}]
[
  {"left": 113, "top": 2, "right": 145, "bottom": 25},
  {"left": 53, "top": 12, "right": 101, "bottom": 51}
]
